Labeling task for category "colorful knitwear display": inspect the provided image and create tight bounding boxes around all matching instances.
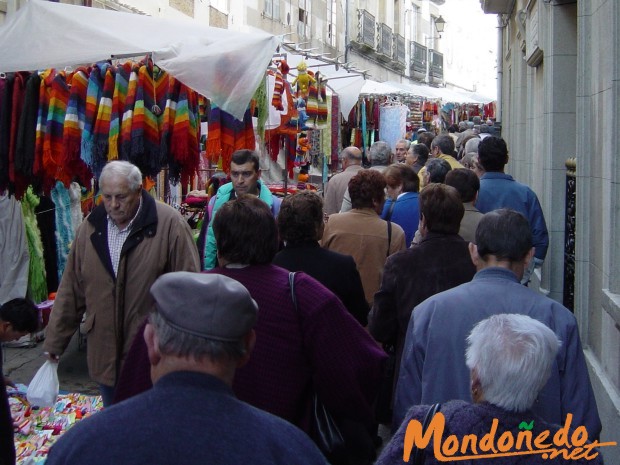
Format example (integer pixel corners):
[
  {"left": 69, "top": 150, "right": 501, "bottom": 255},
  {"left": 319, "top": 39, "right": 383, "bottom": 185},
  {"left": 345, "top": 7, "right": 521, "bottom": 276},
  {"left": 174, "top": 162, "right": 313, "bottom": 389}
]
[{"left": 9, "top": 385, "right": 103, "bottom": 465}]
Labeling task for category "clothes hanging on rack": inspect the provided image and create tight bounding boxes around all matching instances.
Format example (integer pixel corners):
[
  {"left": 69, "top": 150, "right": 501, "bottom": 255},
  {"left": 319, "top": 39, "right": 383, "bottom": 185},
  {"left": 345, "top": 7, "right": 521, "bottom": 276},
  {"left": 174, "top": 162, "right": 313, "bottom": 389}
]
[
  {"left": 21, "top": 187, "right": 48, "bottom": 304},
  {"left": 0, "top": 191, "right": 29, "bottom": 304}
]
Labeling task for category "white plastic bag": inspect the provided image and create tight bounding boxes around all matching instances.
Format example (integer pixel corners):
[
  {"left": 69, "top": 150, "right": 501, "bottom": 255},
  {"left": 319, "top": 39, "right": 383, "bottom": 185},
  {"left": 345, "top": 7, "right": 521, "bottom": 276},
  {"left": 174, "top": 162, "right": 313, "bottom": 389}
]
[{"left": 26, "top": 360, "right": 59, "bottom": 407}]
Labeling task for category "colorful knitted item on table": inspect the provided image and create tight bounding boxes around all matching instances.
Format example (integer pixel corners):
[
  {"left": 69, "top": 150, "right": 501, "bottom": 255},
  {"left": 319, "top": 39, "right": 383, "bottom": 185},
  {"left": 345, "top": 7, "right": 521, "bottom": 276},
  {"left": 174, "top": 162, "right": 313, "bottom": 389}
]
[
  {"left": 43, "top": 72, "right": 70, "bottom": 187},
  {"left": 15, "top": 73, "right": 41, "bottom": 180},
  {"left": 82, "top": 63, "right": 107, "bottom": 170},
  {"left": 108, "top": 62, "right": 131, "bottom": 161},
  {"left": 51, "top": 181, "right": 75, "bottom": 282},
  {"left": 120, "top": 64, "right": 139, "bottom": 160},
  {"left": 21, "top": 187, "right": 48, "bottom": 303},
  {"left": 92, "top": 66, "right": 116, "bottom": 177}
]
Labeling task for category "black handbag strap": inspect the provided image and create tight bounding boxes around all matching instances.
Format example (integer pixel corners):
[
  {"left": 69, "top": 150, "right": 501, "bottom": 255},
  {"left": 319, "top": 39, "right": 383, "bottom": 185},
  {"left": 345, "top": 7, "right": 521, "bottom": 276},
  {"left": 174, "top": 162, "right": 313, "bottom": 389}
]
[
  {"left": 387, "top": 220, "right": 392, "bottom": 257},
  {"left": 411, "top": 403, "right": 442, "bottom": 465}
]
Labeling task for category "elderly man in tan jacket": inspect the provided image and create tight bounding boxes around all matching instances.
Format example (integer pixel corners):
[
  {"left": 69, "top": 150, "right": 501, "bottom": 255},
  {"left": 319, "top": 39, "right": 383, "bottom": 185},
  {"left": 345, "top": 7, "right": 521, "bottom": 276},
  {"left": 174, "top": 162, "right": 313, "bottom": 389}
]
[{"left": 44, "top": 161, "right": 200, "bottom": 406}]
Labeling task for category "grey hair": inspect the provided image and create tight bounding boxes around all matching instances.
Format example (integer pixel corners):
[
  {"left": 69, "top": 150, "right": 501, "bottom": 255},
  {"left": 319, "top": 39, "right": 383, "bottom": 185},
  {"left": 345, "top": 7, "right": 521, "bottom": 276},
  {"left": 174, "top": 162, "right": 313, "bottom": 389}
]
[
  {"left": 99, "top": 161, "right": 143, "bottom": 191},
  {"left": 464, "top": 137, "right": 481, "bottom": 155},
  {"left": 149, "top": 311, "right": 246, "bottom": 362},
  {"left": 369, "top": 141, "right": 392, "bottom": 166},
  {"left": 466, "top": 314, "right": 561, "bottom": 412},
  {"left": 397, "top": 139, "right": 411, "bottom": 150}
]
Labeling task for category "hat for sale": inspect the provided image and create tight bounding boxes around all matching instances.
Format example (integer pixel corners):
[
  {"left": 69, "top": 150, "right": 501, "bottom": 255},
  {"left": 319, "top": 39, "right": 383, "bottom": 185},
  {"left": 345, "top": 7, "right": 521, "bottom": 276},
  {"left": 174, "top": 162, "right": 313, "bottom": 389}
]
[{"left": 150, "top": 272, "right": 258, "bottom": 342}]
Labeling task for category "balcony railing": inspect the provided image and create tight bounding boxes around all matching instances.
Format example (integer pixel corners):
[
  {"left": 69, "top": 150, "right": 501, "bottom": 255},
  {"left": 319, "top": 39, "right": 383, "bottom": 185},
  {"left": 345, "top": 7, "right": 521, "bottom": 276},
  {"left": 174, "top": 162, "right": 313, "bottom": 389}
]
[
  {"left": 377, "top": 23, "right": 392, "bottom": 57},
  {"left": 393, "top": 34, "right": 406, "bottom": 66},
  {"left": 410, "top": 41, "right": 427, "bottom": 75},
  {"left": 429, "top": 49, "right": 444, "bottom": 81},
  {"left": 357, "top": 9, "right": 375, "bottom": 49}
]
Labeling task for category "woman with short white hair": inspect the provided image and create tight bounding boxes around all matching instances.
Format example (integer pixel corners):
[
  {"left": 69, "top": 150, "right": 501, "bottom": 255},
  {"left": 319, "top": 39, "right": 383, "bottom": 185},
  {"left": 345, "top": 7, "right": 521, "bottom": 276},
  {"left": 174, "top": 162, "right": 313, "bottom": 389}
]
[{"left": 377, "top": 313, "right": 604, "bottom": 465}]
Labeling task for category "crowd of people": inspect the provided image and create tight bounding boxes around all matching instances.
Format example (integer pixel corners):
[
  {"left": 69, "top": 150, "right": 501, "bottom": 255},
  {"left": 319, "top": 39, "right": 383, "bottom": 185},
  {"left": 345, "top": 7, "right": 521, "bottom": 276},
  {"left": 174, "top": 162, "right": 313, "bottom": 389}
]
[{"left": 0, "top": 123, "right": 607, "bottom": 464}]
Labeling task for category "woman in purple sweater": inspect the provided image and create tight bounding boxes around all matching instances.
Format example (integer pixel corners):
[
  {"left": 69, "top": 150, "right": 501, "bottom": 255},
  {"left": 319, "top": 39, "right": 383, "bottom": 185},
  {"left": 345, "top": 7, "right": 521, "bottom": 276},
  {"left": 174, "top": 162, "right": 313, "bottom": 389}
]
[{"left": 211, "top": 195, "right": 386, "bottom": 465}]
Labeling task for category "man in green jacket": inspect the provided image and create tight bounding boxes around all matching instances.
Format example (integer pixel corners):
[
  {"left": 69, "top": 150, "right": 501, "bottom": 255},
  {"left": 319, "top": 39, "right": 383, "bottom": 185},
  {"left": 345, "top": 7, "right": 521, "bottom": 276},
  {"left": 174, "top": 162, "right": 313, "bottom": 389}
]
[{"left": 203, "top": 150, "right": 281, "bottom": 270}]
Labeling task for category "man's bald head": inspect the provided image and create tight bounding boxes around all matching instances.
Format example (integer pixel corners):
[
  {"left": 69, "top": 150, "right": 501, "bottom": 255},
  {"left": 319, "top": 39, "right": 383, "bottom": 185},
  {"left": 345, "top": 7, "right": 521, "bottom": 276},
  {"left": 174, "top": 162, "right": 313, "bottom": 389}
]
[{"left": 341, "top": 146, "right": 363, "bottom": 167}]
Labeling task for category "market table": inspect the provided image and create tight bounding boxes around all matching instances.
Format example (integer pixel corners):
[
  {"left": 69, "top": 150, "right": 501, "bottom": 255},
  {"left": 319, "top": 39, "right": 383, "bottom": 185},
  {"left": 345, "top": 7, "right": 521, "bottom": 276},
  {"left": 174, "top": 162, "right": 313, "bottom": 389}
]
[{"left": 9, "top": 385, "right": 103, "bottom": 464}]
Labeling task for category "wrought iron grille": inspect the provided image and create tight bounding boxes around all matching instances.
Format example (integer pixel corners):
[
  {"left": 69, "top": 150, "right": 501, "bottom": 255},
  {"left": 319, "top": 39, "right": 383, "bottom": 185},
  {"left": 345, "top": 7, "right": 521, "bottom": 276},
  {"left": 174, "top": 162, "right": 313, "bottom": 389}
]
[
  {"left": 377, "top": 23, "right": 392, "bottom": 57},
  {"left": 357, "top": 9, "right": 375, "bottom": 48},
  {"left": 393, "top": 34, "right": 406, "bottom": 65}
]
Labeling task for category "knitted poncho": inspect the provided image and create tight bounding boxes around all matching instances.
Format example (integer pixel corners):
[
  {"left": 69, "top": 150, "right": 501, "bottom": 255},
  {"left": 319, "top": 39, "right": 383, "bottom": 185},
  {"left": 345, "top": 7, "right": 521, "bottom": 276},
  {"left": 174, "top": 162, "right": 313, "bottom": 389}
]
[
  {"left": 21, "top": 187, "right": 48, "bottom": 303},
  {"left": 162, "top": 78, "right": 200, "bottom": 185},
  {"left": 130, "top": 64, "right": 168, "bottom": 178}
]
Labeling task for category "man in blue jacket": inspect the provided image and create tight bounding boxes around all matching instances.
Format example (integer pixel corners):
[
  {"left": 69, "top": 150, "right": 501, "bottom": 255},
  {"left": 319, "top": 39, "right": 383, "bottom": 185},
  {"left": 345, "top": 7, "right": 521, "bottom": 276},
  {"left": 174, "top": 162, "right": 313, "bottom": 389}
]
[
  {"left": 475, "top": 136, "right": 548, "bottom": 284},
  {"left": 394, "top": 209, "right": 601, "bottom": 440},
  {"left": 202, "top": 149, "right": 280, "bottom": 270},
  {"left": 45, "top": 272, "right": 329, "bottom": 465}
]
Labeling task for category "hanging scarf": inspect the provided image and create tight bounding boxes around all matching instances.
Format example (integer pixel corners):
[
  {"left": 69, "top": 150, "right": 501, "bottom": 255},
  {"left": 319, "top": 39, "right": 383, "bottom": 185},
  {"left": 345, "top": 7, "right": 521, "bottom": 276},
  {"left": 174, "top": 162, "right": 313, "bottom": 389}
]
[
  {"left": 43, "top": 72, "right": 70, "bottom": 189},
  {"left": 92, "top": 65, "right": 116, "bottom": 177},
  {"left": 316, "top": 74, "right": 328, "bottom": 126},
  {"left": 331, "top": 95, "right": 340, "bottom": 167},
  {"left": 9, "top": 72, "right": 30, "bottom": 199},
  {"left": 120, "top": 63, "right": 139, "bottom": 160},
  {"left": 205, "top": 104, "right": 222, "bottom": 162},
  {"left": 0, "top": 74, "right": 13, "bottom": 193},
  {"left": 168, "top": 80, "right": 200, "bottom": 185},
  {"left": 35, "top": 195, "right": 59, "bottom": 293},
  {"left": 51, "top": 181, "right": 74, "bottom": 282},
  {"left": 15, "top": 73, "right": 41, "bottom": 180},
  {"left": 21, "top": 187, "right": 48, "bottom": 303},
  {"left": 108, "top": 62, "right": 131, "bottom": 161},
  {"left": 62, "top": 67, "right": 92, "bottom": 187},
  {"left": 63, "top": 68, "right": 89, "bottom": 163},
  {"left": 254, "top": 74, "right": 268, "bottom": 141},
  {"left": 82, "top": 63, "right": 107, "bottom": 170}
]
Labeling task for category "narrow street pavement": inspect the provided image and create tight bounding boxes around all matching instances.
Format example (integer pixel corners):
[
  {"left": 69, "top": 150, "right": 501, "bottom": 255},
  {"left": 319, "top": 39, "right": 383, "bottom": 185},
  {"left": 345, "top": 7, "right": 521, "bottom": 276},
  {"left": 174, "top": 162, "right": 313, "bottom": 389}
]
[{"left": 2, "top": 332, "right": 98, "bottom": 395}]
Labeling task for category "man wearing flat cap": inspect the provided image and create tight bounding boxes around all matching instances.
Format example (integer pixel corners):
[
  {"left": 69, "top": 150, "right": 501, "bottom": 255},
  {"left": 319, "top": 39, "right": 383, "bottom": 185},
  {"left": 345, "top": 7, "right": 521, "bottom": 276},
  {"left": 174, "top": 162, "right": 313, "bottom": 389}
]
[{"left": 45, "top": 272, "right": 329, "bottom": 465}]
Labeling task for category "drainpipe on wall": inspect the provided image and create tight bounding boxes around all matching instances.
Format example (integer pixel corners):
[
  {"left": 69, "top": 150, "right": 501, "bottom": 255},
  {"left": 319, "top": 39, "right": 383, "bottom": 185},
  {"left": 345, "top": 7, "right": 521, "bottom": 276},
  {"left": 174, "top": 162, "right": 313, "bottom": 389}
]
[
  {"left": 344, "top": 0, "right": 350, "bottom": 63},
  {"left": 496, "top": 14, "right": 505, "bottom": 125}
]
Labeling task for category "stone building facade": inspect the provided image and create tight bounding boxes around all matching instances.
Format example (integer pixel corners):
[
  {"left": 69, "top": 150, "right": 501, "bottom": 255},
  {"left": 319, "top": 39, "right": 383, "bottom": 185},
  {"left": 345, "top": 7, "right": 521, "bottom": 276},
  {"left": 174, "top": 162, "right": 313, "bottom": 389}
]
[{"left": 481, "top": 0, "right": 620, "bottom": 460}]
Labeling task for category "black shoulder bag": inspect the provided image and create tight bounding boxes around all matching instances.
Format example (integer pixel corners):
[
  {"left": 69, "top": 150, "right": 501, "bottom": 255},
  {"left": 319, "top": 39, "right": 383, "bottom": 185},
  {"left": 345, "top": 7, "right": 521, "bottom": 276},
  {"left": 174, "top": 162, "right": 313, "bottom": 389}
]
[{"left": 289, "top": 272, "right": 348, "bottom": 465}]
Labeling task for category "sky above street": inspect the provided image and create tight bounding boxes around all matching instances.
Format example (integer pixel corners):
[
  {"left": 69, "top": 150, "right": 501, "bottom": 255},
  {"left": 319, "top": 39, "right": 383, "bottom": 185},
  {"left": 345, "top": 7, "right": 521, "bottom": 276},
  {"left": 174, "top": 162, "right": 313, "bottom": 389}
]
[{"left": 441, "top": 0, "right": 498, "bottom": 98}]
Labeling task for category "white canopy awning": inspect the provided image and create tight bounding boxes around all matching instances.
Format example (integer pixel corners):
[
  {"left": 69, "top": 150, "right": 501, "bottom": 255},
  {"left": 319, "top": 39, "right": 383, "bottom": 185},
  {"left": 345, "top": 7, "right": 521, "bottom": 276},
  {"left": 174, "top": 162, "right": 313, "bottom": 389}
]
[{"left": 0, "top": 0, "right": 280, "bottom": 120}]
